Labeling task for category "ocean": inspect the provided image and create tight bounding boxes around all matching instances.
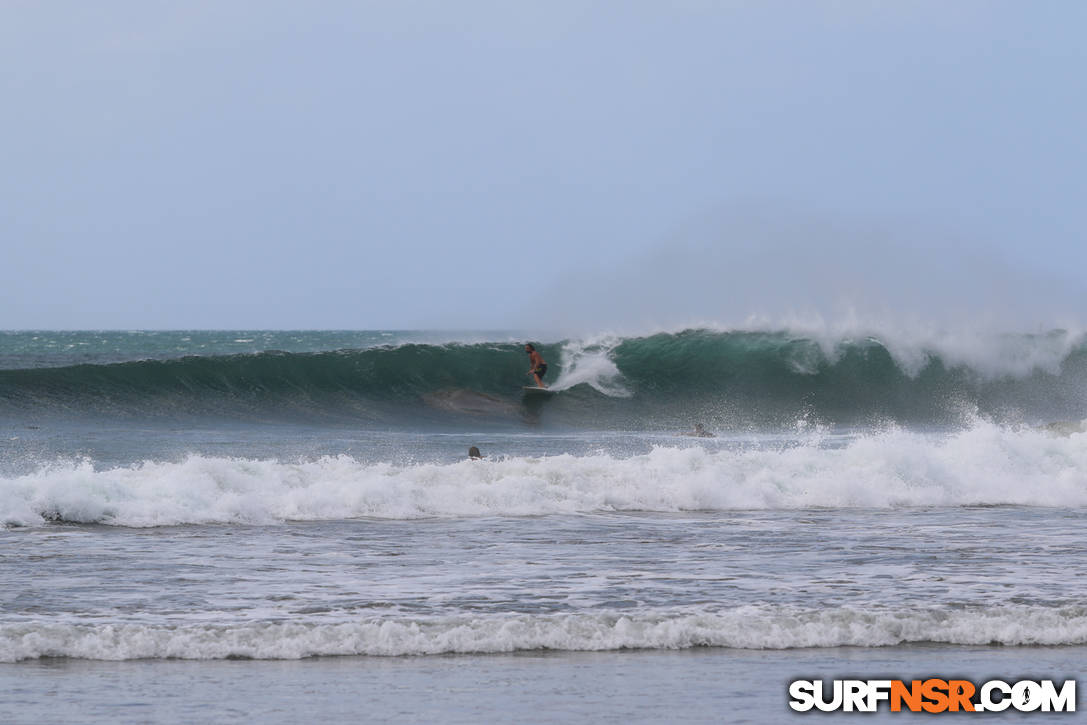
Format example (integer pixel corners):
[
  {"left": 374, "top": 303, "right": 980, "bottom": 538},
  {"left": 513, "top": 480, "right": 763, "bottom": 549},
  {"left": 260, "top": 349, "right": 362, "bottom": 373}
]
[{"left": 2, "top": 329, "right": 1085, "bottom": 723}]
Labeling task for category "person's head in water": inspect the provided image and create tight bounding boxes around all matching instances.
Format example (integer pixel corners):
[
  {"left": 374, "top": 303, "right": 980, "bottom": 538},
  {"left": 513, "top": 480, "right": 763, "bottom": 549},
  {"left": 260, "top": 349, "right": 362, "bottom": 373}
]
[
  {"left": 694, "top": 423, "right": 705, "bottom": 434},
  {"left": 524, "top": 344, "right": 535, "bottom": 353},
  {"left": 468, "top": 446, "right": 483, "bottom": 460}
]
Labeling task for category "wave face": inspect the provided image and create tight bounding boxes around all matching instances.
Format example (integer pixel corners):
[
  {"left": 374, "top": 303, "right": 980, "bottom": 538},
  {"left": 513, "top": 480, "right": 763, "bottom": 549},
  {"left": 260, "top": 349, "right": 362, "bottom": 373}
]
[
  {"left": 4, "top": 423, "right": 1086, "bottom": 528},
  {"left": 2, "top": 329, "right": 1085, "bottom": 427},
  {"left": 4, "top": 605, "right": 1085, "bottom": 661}
]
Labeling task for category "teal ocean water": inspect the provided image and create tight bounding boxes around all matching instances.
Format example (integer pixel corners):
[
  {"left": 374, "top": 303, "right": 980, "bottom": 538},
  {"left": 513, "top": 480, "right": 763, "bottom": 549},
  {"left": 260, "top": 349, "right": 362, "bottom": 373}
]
[
  {"left": 2, "top": 330, "right": 1085, "bottom": 722},
  {"left": 3, "top": 328, "right": 1085, "bottom": 428}
]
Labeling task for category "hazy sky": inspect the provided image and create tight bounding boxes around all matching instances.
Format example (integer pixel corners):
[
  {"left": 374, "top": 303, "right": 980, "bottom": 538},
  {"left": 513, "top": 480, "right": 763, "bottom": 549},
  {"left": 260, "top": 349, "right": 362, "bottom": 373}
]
[{"left": 2, "top": 1, "right": 1084, "bottom": 331}]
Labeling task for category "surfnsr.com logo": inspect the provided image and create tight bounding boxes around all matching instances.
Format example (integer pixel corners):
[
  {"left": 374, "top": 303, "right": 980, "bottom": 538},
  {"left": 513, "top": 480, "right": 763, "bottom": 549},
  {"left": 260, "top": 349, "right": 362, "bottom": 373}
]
[{"left": 789, "top": 679, "right": 1076, "bottom": 713}]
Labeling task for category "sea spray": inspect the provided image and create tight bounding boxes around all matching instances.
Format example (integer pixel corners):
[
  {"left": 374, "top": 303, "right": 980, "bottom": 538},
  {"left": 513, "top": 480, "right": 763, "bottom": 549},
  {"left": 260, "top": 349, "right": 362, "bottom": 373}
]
[{"left": 550, "top": 336, "right": 631, "bottom": 396}]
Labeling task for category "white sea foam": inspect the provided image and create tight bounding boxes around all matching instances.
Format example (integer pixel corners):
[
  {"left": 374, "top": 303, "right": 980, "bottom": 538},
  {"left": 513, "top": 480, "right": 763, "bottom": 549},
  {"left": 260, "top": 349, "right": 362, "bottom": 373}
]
[
  {"left": 550, "top": 336, "right": 631, "bottom": 396},
  {"left": 709, "top": 316, "right": 1085, "bottom": 379},
  {"left": 2, "top": 422, "right": 1086, "bottom": 528},
  {"left": 3, "top": 605, "right": 1085, "bottom": 661},
  {"left": 574, "top": 318, "right": 1086, "bottom": 380}
]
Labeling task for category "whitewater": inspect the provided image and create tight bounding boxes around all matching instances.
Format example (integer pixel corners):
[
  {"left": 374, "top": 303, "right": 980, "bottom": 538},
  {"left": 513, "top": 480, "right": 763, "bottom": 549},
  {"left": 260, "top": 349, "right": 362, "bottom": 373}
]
[
  {"left": 4, "top": 422, "right": 1087, "bottom": 528},
  {"left": 2, "top": 329, "right": 1085, "bottom": 723}
]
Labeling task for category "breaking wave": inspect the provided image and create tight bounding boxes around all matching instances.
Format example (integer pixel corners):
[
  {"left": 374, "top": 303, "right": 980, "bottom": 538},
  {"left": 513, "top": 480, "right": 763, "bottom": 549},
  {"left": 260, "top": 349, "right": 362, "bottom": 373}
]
[
  {"left": 4, "top": 605, "right": 1086, "bottom": 661},
  {"left": 4, "top": 421, "right": 1086, "bottom": 528},
  {"left": 1, "top": 328, "right": 1085, "bottom": 428}
]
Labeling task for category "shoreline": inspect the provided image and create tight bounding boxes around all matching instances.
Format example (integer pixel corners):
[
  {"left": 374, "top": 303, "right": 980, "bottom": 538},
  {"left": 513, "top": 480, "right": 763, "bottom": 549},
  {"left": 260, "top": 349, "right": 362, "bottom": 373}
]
[{"left": 4, "top": 644, "right": 1083, "bottom": 724}]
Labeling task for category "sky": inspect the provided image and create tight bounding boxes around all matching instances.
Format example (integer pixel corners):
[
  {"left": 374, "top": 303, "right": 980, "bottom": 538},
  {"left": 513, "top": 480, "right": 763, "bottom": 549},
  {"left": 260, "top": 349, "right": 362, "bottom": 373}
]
[{"left": 2, "top": 1, "right": 1085, "bottom": 331}]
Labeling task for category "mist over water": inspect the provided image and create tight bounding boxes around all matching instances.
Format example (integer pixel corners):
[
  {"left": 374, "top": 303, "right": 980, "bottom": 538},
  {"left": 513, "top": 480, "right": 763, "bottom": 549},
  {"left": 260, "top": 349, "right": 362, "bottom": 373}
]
[{"left": 538, "top": 208, "right": 1086, "bottom": 337}]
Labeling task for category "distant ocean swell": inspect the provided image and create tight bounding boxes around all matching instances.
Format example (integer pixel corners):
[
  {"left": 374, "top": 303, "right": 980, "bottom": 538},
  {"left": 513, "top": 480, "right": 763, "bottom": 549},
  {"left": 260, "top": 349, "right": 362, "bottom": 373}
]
[
  {"left": 4, "top": 422, "right": 1086, "bottom": 527},
  {"left": 1, "top": 329, "right": 1085, "bottom": 426},
  {"left": 4, "top": 605, "right": 1086, "bottom": 661}
]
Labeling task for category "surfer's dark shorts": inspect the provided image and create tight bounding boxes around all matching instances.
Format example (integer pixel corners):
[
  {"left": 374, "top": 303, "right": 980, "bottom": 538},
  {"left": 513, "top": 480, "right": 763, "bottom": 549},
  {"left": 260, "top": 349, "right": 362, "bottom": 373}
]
[{"left": 534, "top": 364, "right": 548, "bottom": 378}]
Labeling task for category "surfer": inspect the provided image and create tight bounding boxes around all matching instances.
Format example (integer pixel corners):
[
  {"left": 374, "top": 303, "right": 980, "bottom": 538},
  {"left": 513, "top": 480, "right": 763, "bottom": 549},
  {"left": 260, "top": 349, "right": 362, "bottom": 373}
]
[
  {"left": 468, "top": 446, "right": 484, "bottom": 460},
  {"left": 525, "top": 344, "right": 548, "bottom": 388},
  {"left": 680, "top": 423, "right": 715, "bottom": 438}
]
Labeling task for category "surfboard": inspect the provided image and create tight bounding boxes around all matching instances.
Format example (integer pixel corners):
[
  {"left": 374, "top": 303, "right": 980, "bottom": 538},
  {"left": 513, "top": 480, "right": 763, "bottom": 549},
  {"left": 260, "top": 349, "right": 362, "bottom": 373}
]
[{"left": 522, "top": 386, "right": 555, "bottom": 396}]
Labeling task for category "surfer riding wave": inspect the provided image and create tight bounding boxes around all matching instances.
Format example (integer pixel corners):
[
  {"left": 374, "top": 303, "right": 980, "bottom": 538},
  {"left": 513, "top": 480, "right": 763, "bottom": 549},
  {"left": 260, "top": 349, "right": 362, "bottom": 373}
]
[{"left": 525, "top": 344, "right": 548, "bottom": 388}]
